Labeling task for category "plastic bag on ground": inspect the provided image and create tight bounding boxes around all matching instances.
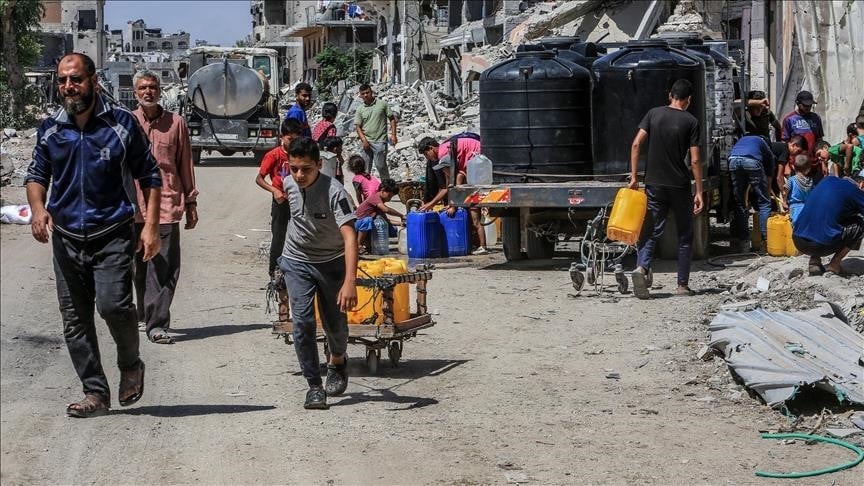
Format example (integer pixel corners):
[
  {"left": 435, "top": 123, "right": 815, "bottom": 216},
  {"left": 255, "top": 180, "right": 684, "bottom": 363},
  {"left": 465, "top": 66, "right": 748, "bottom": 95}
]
[{"left": 0, "top": 205, "right": 32, "bottom": 224}]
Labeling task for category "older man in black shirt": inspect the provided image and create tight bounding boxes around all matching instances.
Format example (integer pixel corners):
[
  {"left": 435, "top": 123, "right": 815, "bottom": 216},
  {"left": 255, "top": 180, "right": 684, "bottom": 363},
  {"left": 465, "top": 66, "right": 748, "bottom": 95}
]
[{"left": 628, "top": 79, "right": 704, "bottom": 299}]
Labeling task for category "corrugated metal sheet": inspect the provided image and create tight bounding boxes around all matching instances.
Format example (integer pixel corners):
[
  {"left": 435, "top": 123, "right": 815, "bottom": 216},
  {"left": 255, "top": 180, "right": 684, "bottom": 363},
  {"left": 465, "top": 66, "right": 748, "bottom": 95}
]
[
  {"left": 792, "top": 0, "right": 864, "bottom": 141},
  {"left": 708, "top": 308, "right": 864, "bottom": 408}
]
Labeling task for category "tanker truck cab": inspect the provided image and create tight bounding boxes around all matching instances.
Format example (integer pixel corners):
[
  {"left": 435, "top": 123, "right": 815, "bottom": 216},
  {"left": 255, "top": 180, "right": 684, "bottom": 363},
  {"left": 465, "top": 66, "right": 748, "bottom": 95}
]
[{"left": 181, "top": 46, "right": 281, "bottom": 164}]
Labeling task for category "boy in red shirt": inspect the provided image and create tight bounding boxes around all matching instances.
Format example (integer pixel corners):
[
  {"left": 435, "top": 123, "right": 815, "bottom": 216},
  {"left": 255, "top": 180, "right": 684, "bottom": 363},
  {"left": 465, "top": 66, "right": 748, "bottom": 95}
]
[{"left": 255, "top": 119, "right": 303, "bottom": 281}]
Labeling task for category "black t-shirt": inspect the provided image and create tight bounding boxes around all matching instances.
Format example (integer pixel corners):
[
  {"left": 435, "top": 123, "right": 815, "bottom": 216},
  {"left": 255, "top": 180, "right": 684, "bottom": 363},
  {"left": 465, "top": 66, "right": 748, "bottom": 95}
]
[
  {"left": 639, "top": 106, "right": 700, "bottom": 188},
  {"left": 424, "top": 160, "right": 447, "bottom": 203},
  {"left": 769, "top": 141, "right": 789, "bottom": 175}
]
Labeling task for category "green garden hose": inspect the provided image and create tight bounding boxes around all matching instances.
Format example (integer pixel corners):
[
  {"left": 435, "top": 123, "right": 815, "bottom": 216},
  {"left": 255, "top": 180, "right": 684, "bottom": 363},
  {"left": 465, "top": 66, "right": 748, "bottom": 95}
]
[{"left": 756, "top": 433, "right": 864, "bottom": 478}]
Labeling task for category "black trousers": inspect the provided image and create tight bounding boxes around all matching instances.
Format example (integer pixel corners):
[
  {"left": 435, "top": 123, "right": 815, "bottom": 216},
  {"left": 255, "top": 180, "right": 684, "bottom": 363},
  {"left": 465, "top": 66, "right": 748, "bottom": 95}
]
[
  {"left": 52, "top": 224, "right": 141, "bottom": 402},
  {"left": 269, "top": 199, "right": 291, "bottom": 278},
  {"left": 279, "top": 256, "right": 348, "bottom": 388},
  {"left": 135, "top": 223, "right": 181, "bottom": 333}
]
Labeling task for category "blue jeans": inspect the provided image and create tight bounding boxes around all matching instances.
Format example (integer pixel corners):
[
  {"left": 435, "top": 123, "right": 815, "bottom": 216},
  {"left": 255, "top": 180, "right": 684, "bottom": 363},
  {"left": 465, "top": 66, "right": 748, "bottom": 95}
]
[
  {"left": 362, "top": 141, "right": 389, "bottom": 180},
  {"left": 636, "top": 185, "right": 694, "bottom": 286},
  {"left": 279, "top": 256, "right": 348, "bottom": 387},
  {"left": 729, "top": 155, "right": 771, "bottom": 241}
]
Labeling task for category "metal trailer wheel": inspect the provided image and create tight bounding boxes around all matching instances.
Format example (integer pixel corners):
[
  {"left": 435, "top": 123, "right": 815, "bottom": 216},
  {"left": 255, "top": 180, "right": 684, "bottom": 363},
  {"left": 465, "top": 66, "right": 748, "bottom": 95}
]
[
  {"left": 525, "top": 230, "right": 555, "bottom": 259},
  {"left": 192, "top": 148, "right": 202, "bottom": 165},
  {"left": 366, "top": 348, "right": 380, "bottom": 374},
  {"left": 615, "top": 272, "right": 628, "bottom": 293},
  {"left": 570, "top": 269, "right": 585, "bottom": 291},
  {"left": 388, "top": 341, "right": 402, "bottom": 367}
]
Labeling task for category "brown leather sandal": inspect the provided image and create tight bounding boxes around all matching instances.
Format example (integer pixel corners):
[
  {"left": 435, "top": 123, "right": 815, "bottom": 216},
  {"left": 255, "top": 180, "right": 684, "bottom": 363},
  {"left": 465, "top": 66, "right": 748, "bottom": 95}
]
[
  {"left": 66, "top": 394, "right": 109, "bottom": 418},
  {"left": 119, "top": 360, "right": 145, "bottom": 407}
]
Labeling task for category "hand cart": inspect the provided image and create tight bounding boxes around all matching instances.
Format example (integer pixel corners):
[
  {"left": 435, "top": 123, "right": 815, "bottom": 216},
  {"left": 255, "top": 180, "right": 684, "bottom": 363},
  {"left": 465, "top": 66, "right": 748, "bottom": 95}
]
[
  {"left": 569, "top": 204, "right": 646, "bottom": 295},
  {"left": 271, "top": 266, "right": 435, "bottom": 373}
]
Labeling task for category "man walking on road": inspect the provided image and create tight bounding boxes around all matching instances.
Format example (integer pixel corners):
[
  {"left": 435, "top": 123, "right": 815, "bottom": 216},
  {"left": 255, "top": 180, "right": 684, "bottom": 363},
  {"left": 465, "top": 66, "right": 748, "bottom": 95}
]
[
  {"left": 628, "top": 79, "right": 704, "bottom": 299},
  {"left": 355, "top": 84, "right": 397, "bottom": 180},
  {"left": 25, "top": 53, "right": 160, "bottom": 417},
  {"left": 132, "top": 70, "right": 199, "bottom": 345}
]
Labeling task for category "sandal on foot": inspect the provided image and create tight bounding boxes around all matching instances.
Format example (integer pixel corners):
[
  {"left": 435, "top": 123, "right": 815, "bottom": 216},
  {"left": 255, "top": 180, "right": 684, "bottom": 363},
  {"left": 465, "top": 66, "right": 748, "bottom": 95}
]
[
  {"left": 119, "top": 361, "right": 145, "bottom": 407},
  {"left": 147, "top": 328, "right": 174, "bottom": 344},
  {"left": 66, "top": 394, "right": 109, "bottom": 418}
]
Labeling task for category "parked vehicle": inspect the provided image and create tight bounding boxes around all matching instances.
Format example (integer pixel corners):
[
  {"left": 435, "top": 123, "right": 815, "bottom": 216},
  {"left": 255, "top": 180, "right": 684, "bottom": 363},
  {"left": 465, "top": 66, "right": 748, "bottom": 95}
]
[
  {"left": 180, "top": 46, "right": 283, "bottom": 164},
  {"left": 449, "top": 37, "right": 748, "bottom": 262}
]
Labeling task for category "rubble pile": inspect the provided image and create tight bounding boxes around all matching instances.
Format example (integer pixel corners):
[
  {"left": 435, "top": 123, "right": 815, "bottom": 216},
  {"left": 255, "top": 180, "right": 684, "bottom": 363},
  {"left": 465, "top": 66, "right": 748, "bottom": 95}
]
[
  {"left": 312, "top": 82, "right": 479, "bottom": 182},
  {"left": 706, "top": 256, "right": 864, "bottom": 332},
  {"left": 0, "top": 128, "right": 36, "bottom": 193}
]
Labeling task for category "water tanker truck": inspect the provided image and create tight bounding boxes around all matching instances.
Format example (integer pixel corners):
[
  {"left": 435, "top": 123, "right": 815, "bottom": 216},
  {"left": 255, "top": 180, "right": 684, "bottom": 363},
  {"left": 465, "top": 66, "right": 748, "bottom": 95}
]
[{"left": 180, "top": 47, "right": 282, "bottom": 164}]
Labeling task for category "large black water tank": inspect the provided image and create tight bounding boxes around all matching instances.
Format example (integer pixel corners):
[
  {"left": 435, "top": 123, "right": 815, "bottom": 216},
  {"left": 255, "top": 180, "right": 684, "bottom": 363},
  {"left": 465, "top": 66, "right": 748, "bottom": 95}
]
[
  {"left": 591, "top": 40, "right": 706, "bottom": 177},
  {"left": 480, "top": 50, "right": 593, "bottom": 181}
]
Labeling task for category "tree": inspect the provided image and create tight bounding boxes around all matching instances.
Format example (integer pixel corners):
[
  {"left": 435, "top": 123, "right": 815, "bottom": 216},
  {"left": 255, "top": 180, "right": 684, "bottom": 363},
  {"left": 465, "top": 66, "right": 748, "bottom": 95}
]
[
  {"left": 0, "top": 0, "right": 43, "bottom": 126},
  {"left": 313, "top": 45, "right": 373, "bottom": 98}
]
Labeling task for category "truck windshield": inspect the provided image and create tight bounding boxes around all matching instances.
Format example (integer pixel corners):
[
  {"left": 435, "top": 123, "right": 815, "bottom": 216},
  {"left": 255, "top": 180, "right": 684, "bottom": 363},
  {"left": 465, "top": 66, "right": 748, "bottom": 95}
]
[{"left": 252, "top": 56, "right": 271, "bottom": 79}]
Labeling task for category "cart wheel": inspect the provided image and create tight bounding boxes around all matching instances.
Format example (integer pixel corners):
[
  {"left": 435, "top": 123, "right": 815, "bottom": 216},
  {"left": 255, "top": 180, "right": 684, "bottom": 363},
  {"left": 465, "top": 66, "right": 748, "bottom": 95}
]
[
  {"left": 388, "top": 341, "right": 402, "bottom": 367},
  {"left": 366, "top": 348, "right": 380, "bottom": 374},
  {"left": 615, "top": 272, "right": 628, "bottom": 293},
  {"left": 586, "top": 266, "right": 596, "bottom": 285},
  {"left": 570, "top": 270, "right": 585, "bottom": 291}
]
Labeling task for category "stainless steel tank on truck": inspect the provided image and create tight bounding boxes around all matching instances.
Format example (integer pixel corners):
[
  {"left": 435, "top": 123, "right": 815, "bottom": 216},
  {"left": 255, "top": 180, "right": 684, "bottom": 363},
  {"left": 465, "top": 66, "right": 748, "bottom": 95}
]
[{"left": 180, "top": 47, "right": 282, "bottom": 164}]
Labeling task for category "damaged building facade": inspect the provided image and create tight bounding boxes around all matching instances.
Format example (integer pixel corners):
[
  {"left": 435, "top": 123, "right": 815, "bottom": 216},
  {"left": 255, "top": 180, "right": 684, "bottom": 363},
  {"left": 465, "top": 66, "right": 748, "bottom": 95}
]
[
  {"left": 251, "top": 0, "right": 304, "bottom": 84},
  {"left": 419, "top": 0, "right": 862, "bottom": 142},
  {"left": 122, "top": 19, "right": 190, "bottom": 57},
  {"left": 38, "top": 0, "right": 107, "bottom": 68}
]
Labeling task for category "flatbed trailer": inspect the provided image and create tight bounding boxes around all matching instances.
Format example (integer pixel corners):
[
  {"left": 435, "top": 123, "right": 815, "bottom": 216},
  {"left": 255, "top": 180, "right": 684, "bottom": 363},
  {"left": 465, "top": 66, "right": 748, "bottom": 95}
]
[{"left": 448, "top": 176, "right": 718, "bottom": 261}]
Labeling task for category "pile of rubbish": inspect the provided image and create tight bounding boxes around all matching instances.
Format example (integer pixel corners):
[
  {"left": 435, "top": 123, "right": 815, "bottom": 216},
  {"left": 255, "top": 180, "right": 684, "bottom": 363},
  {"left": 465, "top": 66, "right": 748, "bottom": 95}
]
[
  {"left": 0, "top": 128, "right": 36, "bottom": 190},
  {"left": 306, "top": 81, "right": 479, "bottom": 182}
]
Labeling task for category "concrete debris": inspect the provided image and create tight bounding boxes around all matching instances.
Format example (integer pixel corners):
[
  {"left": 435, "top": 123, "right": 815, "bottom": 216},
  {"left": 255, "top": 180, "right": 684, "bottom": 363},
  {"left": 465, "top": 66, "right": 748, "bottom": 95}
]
[
  {"left": 696, "top": 345, "right": 715, "bottom": 361},
  {"left": 755, "top": 276, "right": 771, "bottom": 292},
  {"left": 719, "top": 300, "right": 759, "bottom": 312},
  {"left": 317, "top": 81, "right": 478, "bottom": 182},
  {"left": 655, "top": 0, "right": 712, "bottom": 36}
]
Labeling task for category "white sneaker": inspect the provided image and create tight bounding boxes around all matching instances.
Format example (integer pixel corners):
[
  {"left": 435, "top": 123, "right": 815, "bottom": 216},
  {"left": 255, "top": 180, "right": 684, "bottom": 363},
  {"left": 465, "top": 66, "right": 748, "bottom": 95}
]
[{"left": 472, "top": 247, "right": 489, "bottom": 255}]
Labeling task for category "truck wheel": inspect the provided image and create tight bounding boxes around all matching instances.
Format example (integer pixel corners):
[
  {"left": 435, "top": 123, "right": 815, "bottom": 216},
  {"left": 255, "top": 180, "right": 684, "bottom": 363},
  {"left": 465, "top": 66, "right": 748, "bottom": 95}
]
[
  {"left": 252, "top": 150, "right": 267, "bottom": 165},
  {"left": 192, "top": 149, "right": 202, "bottom": 165},
  {"left": 526, "top": 230, "right": 555, "bottom": 259},
  {"left": 501, "top": 216, "right": 525, "bottom": 261}
]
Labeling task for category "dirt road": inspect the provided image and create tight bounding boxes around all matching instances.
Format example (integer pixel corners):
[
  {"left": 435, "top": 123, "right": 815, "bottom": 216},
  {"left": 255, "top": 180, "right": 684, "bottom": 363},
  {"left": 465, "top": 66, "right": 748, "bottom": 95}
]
[{"left": 1, "top": 157, "right": 859, "bottom": 484}]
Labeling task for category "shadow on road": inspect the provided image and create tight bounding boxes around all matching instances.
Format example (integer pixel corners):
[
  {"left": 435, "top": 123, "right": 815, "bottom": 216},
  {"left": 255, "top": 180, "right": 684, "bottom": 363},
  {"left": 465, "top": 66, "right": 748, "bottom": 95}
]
[
  {"left": 171, "top": 323, "right": 272, "bottom": 342},
  {"left": 118, "top": 404, "right": 276, "bottom": 417},
  {"left": 196, "top": 156, "right": 262, "bottom": 168},
  {"left": 331, "top": 388, "right": 439, "bottom": 410},
  {"left": 348, "top": 358, "right": 470, "bottom": 379}
]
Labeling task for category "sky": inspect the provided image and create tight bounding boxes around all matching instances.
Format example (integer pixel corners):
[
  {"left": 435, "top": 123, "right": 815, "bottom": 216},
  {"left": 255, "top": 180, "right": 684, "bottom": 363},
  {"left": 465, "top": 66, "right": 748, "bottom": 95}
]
[{"left": 104, "top": 0, "right": 251, "bottom": 47}]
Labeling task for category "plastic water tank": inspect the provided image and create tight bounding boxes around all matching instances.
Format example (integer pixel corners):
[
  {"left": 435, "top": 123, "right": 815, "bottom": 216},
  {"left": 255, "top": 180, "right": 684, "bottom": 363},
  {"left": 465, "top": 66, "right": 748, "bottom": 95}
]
[
  {"left": 480, "top": 51, "right": 593, "bottom": 182},
  {"left": 591, "top": 40, "right": 706, "bottom": 177}
]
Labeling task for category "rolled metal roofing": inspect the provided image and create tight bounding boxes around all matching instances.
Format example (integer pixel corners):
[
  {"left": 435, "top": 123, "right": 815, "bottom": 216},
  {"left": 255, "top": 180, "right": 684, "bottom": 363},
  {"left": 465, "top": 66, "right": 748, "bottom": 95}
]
[{"left": 709, "top": 308, "right": 864, "bottom": 408}]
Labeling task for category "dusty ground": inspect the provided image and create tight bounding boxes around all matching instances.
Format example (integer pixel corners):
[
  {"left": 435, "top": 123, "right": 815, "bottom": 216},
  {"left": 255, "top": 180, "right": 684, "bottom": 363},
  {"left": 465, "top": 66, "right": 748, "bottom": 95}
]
[{"left": 1, "top": 147, "right": 862, "bottom": 484}]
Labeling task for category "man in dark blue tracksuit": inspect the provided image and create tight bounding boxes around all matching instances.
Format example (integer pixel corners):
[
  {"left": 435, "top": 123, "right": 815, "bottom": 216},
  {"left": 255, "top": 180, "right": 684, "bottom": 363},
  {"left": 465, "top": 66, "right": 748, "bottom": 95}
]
[{"left": 25, "top": 53, "right": 162, "bottom": 418}]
